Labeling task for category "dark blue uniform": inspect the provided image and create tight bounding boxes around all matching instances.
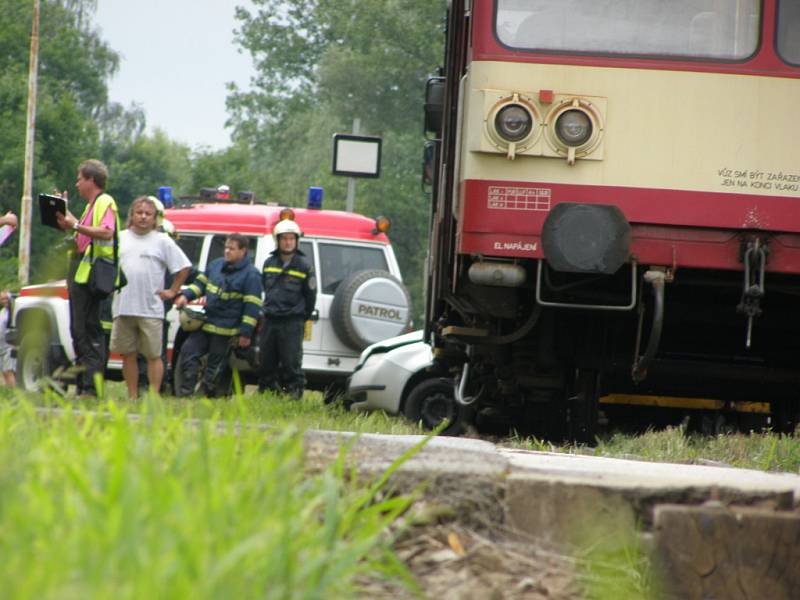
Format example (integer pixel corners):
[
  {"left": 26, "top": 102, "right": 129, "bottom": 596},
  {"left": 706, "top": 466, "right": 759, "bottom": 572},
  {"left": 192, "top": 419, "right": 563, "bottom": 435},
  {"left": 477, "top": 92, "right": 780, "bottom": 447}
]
[
  {"left": 259, "top": 249, "right": 317, "bottom": 397},
  {"left": 178, "top": 256, "right": 262, "bottom": 396}
]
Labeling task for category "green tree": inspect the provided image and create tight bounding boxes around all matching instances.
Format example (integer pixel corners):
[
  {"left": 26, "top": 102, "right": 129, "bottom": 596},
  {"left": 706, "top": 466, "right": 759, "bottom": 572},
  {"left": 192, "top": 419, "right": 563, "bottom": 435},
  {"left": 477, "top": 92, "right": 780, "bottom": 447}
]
[
  {"left": 0, "top": 0, "right": 119, "bottom": 282},
  {"left": 229, "top": 0, "right": 445, "bottom": 318},
  {"left": 100, "top": 111, "right": 194, "bottom": 217}
]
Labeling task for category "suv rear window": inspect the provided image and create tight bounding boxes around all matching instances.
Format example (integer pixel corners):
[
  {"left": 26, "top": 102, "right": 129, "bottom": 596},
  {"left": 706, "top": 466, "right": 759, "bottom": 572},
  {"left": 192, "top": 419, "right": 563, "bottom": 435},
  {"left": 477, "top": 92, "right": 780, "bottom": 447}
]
[
  {"left": 176, "top": 234, "right": 204, "bottom": 267},
  {"left": 318, "top": 243, "right": 388, "bottom": 294}
]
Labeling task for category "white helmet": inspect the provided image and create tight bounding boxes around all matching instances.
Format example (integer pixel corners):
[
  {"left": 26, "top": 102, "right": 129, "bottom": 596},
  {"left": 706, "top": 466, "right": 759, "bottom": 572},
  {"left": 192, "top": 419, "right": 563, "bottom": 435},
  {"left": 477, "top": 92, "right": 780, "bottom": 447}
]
[
  {"left": 273, "top": 219, "right": 302, "bottom": 241},
  {"left": 148, "top": 196, "right": 165, "bottom": 226},
  {"left": 179, "top": 307, "right": 205, "bottom": 332},
  {"left": 160, "top": 218, "right": 177, "bottom": 237}
]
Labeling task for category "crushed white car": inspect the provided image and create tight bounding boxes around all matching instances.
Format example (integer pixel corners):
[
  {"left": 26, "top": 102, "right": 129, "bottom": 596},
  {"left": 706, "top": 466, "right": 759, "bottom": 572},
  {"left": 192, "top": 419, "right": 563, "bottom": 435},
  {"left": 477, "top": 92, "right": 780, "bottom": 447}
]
[{"left": 346, "top": 331, "right": 467, "bottom": 434}]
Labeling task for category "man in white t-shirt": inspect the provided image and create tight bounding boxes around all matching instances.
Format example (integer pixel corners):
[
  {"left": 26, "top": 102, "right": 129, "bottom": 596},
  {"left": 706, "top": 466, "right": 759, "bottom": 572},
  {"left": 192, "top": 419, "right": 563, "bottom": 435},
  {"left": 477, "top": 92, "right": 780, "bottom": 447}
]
[{"left": 111, "top": 196, "right": 191, "bottom": 398}]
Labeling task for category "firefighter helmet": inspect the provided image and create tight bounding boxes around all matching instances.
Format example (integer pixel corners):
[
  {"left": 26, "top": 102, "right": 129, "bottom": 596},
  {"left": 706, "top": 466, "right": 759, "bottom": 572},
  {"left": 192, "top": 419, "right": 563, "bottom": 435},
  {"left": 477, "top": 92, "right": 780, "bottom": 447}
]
[
  {"left": 273, "top": 219, "right": 302, "bottom": 241},
  {"left": 161, "top": 218, "right": 177, "bottom": 238},
  {"left": 148, "top": 196, "right": 165, "bottom": 227},
  {"left": 179, "top": 306, "right": 205, "bottom": 332}
]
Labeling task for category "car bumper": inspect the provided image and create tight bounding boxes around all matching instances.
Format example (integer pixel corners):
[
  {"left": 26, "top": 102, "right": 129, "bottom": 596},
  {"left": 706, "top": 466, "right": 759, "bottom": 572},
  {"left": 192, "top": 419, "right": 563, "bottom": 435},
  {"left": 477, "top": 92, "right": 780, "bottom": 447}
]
[{"left": 347, "top": 353, "right": 416, "bottom": 414}]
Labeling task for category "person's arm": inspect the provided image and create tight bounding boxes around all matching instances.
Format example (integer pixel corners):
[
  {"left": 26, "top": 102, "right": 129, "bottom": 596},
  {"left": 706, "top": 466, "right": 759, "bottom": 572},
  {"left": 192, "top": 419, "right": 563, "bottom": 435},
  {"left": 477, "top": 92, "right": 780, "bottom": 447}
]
[
  {"left": 56, "top": 207, "right": 114, "bottom": 241},
  {"left": 174, "top": 270, "right": 208, "bottom": 308},
  {"left": 157, "top": 267, "right": 191, "bottom": 301},
  {"left": 304, "top": 266, "right": 318, "bottom": 320},
  {"left": 238, "top": 271, "right": 263, "bottom": 347}
]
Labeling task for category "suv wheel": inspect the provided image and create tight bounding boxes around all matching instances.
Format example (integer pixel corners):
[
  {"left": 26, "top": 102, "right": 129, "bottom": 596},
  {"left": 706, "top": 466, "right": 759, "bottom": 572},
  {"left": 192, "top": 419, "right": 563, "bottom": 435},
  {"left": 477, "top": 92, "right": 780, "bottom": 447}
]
[
  {"left": 330, "top": 269, "right": 411, "bottom": 350},
  {"left": 17, "top": 331, "right": 54, "bottom": 391}
]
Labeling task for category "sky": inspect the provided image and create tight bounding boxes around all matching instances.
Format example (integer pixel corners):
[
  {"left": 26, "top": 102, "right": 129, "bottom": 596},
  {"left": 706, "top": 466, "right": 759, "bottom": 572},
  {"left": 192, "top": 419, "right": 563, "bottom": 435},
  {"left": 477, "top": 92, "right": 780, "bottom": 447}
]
[{"left": 95, "top": 0, "right": 257, "bottom": 150}]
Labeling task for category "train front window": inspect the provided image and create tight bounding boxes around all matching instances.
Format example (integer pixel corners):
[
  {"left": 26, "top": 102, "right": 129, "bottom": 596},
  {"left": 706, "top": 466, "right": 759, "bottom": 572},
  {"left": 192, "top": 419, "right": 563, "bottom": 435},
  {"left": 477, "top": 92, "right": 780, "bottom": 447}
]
[
  {"left": 777, "top": 0, "right": 800, "bottom": 65},
  {"left": 496, "top": 0, "right": 760, "bottom": 60}
]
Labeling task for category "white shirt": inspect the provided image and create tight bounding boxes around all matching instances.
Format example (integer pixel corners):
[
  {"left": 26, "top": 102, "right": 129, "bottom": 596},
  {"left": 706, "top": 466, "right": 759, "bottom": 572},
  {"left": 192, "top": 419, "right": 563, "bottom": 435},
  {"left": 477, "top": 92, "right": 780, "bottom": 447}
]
[{"left": 113, "top": 229, "right": 191, "bottom": 318}]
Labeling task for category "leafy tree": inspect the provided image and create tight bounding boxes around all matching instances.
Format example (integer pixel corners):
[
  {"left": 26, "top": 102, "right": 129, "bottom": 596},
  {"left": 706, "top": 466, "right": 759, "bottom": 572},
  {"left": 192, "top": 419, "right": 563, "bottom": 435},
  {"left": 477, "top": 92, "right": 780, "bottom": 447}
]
[
  {"left": 0, "top": 0, "right": 119, "bottom": 282},
  {"left": 0, "top": 1, "right": 199, "bottom": 282},
  {"left": 229, "top": 0, "right": 445, "bottom": 318}
]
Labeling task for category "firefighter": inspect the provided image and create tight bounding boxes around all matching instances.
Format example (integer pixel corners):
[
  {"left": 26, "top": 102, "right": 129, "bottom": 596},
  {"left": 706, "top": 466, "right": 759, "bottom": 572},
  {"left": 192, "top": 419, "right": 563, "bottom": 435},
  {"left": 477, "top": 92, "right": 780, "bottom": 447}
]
[
  {"left": 173, "top": 233, "right": 261, "bottom": 397},
  {"left": 258, "top": 218, "right": 317, "bottom": 398}
]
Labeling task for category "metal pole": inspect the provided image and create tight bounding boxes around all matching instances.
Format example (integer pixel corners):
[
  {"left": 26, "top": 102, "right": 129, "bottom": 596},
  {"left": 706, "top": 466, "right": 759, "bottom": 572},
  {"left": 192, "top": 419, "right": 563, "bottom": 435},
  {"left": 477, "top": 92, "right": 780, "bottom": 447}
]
[
  {"left": 18, "top": 0, "right": 40, "bottom": 285},
  {"left": 345, "top": 117, "right": 360, "bottom": 212}
]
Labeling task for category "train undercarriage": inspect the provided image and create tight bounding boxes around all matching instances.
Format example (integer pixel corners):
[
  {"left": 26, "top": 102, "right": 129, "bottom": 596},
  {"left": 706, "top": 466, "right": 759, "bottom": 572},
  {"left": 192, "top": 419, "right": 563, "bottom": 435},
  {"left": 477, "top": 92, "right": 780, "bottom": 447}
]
[{"left": 432, "top": 253, "right": 800, "bottom": 442}]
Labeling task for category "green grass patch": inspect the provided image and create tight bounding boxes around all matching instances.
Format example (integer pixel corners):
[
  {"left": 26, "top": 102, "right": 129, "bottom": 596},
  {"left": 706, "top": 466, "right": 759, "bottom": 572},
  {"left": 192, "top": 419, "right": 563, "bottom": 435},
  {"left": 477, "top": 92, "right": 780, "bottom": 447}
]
[
  {"left": 0, "top": 396, "right": 421, "bottom": 599},
  {"left": 510, "top": 425, "right": 800, "bottom": 473},
  {"left": 1, "top": 382, "right": 422, "bottom": 437}
]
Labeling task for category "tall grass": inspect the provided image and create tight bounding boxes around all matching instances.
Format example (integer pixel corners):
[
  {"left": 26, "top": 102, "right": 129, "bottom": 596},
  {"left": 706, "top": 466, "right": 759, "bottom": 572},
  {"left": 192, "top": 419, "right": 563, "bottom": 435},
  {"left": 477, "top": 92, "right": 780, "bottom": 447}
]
[
  {"left": 0, "top": 396, "right": 418, "bottom": 599},
  {"left": 511, "top": 425, "right": 800, "bottom": 473},
  {"left": 12, "top": 383, "right": 422, "bottom": 437}
]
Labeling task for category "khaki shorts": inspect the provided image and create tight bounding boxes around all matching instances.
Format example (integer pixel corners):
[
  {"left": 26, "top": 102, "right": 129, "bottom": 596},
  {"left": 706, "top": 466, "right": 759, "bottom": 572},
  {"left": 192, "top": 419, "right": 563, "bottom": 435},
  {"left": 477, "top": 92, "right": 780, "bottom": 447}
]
[{"left": 110, "top": 316, "right": 163, "bottom": 359}]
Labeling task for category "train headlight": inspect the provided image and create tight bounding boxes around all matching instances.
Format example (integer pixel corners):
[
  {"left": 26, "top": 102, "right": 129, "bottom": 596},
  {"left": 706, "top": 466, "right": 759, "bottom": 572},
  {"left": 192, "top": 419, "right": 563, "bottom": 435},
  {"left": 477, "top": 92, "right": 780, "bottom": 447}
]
[
  {"left": 484, "top": 93, "right": 542, "bottom": 159},
  {"left": 555, "top": 110, "right": 592, "bottom": 146},
  {"left": 495, "top": 104, "right": 533, "bottom": 142},
  {"left": 544, "top": 98, "right": 604, "bottom": 165}
]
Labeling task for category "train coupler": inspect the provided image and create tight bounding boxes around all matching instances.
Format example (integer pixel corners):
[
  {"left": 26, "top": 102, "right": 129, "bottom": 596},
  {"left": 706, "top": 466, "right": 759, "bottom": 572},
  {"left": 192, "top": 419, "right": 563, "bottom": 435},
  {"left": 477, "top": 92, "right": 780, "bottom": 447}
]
[{"left": 736, "top": 238, "right": 768, "bottom": 349}]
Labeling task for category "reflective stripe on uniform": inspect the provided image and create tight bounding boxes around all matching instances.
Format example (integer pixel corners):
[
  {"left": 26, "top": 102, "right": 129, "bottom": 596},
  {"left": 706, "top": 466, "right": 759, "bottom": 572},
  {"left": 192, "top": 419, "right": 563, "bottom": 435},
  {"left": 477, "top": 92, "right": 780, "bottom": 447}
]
[
  {"left": 263, "top": 266, "right": 307, "bottom": 280},
  {"left": 242, "top": 315, "right": 257, "bottom": 326},
  {"left": 244, "top": 294, "right": 261, "bottom": 306},
  {"left": 205, "top": 282, "right": 244, "bottom": 300},
  {"left": 202, "top": 323, "right": 238, "bottom": 336}
]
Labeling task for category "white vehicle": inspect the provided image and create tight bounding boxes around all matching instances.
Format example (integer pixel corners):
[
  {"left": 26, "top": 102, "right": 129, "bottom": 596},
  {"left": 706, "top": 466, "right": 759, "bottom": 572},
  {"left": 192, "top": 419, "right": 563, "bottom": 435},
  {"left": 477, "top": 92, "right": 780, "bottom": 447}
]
[
  {"left": 347, "top": 331, "right": 467, "bottom": 434},
  {"left": 10, "top": 192, "right": 412, "bottom": 396}
]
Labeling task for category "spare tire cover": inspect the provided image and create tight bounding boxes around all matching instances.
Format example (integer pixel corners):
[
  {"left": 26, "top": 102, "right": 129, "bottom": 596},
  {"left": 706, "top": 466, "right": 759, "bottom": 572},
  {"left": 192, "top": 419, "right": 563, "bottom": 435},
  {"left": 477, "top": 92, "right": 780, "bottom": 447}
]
[{"left": 330, "top": 269, "right": 412, "bottom": 350}]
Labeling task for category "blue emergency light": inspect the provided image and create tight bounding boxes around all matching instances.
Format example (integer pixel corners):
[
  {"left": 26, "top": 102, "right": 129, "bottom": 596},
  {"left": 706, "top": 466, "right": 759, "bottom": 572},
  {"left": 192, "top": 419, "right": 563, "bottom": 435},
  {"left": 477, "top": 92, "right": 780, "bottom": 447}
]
[
  {"left": 307, "top": 186, "right": 324, "bottom": 210},
  {"left": 158, "top": 186, "right": 174, "bottom": 208}
]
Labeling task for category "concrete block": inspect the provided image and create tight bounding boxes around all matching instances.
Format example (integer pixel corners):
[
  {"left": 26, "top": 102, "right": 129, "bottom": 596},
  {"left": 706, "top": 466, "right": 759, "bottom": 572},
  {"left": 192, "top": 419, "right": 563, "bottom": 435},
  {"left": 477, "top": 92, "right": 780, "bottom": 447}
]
[
  {"left": 653, "top": 504, "right": 800, "bottom": 600},
  {"left": 505, "top": 474, "right": 638, "bottom": 550}
]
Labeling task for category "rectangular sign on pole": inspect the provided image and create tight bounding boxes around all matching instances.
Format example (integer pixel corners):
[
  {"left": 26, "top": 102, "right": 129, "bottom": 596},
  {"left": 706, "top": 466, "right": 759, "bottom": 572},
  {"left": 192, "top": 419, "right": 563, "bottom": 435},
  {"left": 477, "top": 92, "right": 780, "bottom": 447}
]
[{"left": 332, "top": 134, "right": 382, "bottom": 178}]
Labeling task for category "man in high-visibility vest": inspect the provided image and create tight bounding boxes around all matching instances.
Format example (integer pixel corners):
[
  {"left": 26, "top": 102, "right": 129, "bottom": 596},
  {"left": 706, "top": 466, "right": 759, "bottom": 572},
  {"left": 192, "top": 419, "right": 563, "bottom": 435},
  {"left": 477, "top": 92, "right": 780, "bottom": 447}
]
[{"left": 56, "top": 159, "right": 120, "bottom": 397}]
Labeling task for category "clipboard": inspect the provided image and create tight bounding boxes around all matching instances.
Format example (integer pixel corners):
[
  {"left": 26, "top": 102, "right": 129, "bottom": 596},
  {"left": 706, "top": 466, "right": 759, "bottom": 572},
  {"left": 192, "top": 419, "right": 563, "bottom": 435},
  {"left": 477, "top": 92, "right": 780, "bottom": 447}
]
[
  {"left": 39, "top": 194, "right": 67, "bottom": 229},
  {"left": 0, "top": 225, "right": 15, "bottom": 246}
]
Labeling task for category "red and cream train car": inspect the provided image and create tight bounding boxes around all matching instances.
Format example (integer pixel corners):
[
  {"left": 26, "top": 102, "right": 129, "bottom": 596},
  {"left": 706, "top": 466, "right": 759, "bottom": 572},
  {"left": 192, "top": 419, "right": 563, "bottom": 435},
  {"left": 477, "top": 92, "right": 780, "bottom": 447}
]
[{"left": 424, "top": 0, "right": 800, "bottom": 439}]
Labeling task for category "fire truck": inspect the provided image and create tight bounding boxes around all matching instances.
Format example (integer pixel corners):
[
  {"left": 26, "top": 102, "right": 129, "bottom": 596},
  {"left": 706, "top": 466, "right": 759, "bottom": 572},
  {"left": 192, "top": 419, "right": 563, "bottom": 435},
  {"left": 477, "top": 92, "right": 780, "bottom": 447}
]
[{"left": 10, "top": 188, "right": 411, "bottom": 396}]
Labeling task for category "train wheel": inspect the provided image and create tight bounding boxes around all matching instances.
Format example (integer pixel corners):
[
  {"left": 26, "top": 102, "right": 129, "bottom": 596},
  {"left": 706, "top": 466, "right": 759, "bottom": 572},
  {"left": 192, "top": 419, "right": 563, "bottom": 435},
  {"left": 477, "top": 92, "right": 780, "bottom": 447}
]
[
  {"left": 770, "top": 399, "right": 799, "bottom": 435},
  {"left": 567, "top": 369, "right": 599, "bottom": 444}
]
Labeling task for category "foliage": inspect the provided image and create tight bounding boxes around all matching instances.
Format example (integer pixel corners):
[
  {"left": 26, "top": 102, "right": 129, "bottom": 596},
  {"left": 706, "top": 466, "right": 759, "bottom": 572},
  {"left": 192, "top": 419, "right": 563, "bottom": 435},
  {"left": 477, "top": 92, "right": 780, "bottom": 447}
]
[
  {"left": 0, "top": 0, "right": 117, "bottom": 282},
  {"left": 0, "top": 395, "right": 419, "bottom": 598},
  {"left": 510, "top": 424, "right": 800, "bottom": 473},
  {"left": 102, "top": 125, "right": 193, "bottom": 216},
  {"left": 228, "top": 0, "right": 447, "bottom": 318},
  {"left": 0, "top": 1, "right": 204, "bottom": 284}
]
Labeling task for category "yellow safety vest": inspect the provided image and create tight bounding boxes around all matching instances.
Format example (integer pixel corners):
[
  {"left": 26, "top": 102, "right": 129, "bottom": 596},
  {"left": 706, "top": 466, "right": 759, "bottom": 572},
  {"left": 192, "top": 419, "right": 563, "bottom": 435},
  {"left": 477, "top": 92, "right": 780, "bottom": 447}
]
[{"left": 73, "top": 193, "right": 121, "bottom": 285}]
